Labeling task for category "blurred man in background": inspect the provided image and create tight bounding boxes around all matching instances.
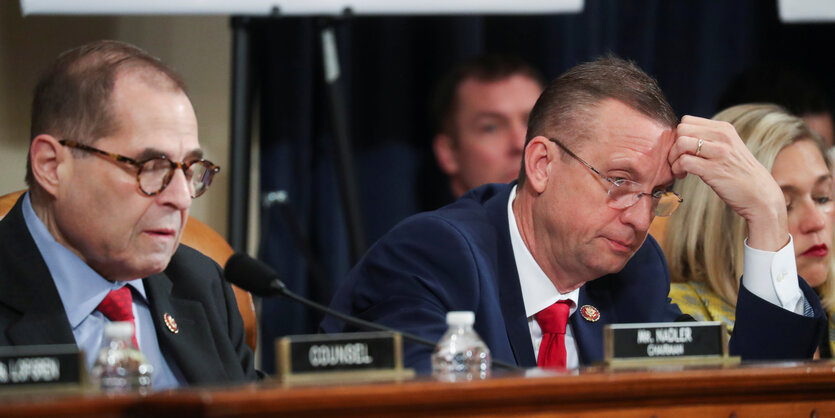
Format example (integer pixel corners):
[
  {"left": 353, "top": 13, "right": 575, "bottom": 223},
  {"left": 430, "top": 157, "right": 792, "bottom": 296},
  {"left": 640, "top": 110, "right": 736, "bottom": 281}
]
[{"left": 431, "top": 54, "right": 545, "bottom": 202}]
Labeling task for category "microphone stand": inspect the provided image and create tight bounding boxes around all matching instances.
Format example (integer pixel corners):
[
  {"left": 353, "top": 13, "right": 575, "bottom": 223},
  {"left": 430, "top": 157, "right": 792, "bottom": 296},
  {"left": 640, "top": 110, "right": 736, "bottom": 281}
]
[{"left": 277, "top": 286, "right": 519, "bottom": 370}]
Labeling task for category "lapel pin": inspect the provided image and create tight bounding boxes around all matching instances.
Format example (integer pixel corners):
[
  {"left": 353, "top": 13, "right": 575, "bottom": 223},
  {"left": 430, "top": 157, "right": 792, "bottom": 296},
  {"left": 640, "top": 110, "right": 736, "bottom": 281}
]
[
  {"left": 580, "top": 305, "right": 600, "bottom": 322},
  {"left": 163, "top": 313, "right": 179, "bottom": 334}
]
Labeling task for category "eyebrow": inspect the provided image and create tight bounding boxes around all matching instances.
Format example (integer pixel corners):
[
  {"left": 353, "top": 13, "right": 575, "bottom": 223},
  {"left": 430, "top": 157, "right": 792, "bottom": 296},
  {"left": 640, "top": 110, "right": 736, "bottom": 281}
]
[
  {"left": 779, "top": 174, "right": 833, "bottom": 193},
  {"left": 133, "top": 147, "right": 204, "bottom": 162},
  {"left": 471, "top": 112, "right": 507, "bottom": 120},
  {"left": 607, "top": 164, "right": 640, "bottom": 180}
]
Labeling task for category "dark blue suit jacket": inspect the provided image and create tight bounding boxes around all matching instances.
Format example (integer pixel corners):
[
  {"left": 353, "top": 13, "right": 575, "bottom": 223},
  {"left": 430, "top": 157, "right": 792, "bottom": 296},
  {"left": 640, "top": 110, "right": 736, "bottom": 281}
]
[{"left": 322, "top": 183, "right": 826, "bottom": 373}]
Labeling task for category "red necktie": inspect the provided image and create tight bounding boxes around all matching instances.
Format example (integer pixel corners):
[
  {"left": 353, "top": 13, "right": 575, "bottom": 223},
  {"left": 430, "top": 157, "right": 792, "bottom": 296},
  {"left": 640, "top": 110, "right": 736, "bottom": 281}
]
[
  {"left": 535, "top": 300, "right": 571, "bottom": 368},
  {"left": 96, "top": 286, "right": 139, "bottom": 349}
]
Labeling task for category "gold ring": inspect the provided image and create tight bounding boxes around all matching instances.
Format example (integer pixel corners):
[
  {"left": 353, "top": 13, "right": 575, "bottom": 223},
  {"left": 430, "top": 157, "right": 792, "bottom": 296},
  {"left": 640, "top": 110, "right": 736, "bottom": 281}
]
[{"left": 696, "top": 138, "right": 703, "bottom": 157}]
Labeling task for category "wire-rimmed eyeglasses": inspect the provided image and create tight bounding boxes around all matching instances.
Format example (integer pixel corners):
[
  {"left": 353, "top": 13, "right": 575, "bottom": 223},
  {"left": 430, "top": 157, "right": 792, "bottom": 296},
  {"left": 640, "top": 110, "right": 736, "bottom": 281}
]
[
  {"left": 59, "top": 140, "right": 220, "bottom": 199},
  {"left": 549, "top": 138, "right": 683, "bottom": 217}
]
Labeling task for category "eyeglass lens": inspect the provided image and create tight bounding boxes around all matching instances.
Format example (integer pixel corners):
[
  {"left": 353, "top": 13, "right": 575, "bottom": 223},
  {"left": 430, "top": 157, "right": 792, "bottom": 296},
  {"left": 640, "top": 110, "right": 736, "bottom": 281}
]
[
  {"left": 138, "top": 159, "right": 213, "bottom": 198},
  {"left": 606, "top": 180, "right": 680, "bottom": 217}
]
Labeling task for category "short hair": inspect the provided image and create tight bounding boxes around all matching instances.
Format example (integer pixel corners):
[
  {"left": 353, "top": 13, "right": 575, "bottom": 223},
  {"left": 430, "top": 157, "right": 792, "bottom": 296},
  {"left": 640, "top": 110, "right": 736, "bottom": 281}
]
[
  {"left": 26, "top": 40, "right": 187, "bottom": 187},
  {"left": 431, "top": 53, "right": 545, "bottom": 138},
  {"left": 665, "top": 103, "right": 835, "bottom": 310},
  {"left": 519, "top": 55, "right": 677, "bottom": 185},
  {"left": 717, "top": 65, "right": 831, "bottom": 118}
]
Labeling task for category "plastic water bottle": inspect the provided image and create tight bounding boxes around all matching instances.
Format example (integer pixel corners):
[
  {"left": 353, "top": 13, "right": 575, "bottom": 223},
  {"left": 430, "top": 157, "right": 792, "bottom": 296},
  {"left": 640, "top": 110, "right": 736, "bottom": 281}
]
[
  {"left": 90, "top": 322, "right": 153, "bottom": 393},
  {"left": 431, "top": 311, "right": 491, "bottom": 381}
]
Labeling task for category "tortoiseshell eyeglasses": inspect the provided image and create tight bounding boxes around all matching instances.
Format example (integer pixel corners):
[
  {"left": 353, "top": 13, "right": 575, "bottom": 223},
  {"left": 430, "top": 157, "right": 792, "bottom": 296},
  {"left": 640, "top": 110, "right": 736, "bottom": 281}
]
[{"left": 59, "top": 140, "right": 220, "bottom": 198}]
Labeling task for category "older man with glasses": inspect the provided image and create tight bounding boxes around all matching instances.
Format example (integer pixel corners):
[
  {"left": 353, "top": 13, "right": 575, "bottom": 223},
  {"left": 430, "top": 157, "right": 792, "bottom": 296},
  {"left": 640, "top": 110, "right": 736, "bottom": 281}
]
[
  {"left": 323, "top": 56, "right": 826, "bottom": 373},
  {"left": 0, "top": 40, "right": 257, "bottom": 387}
]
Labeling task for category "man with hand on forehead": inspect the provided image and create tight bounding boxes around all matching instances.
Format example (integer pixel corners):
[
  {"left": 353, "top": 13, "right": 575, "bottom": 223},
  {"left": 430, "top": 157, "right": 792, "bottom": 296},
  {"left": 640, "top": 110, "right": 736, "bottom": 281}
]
[
  {"left": 0, "top": 40, "right": 257, "bottom": 387},
  {"left": 323, "top": 56, "right": 825, "bottom": 372}
]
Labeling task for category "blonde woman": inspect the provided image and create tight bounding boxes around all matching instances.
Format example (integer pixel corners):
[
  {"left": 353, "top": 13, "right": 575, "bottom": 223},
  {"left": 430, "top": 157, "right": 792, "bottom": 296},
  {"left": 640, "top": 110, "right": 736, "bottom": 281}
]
[{"left": 666, "top": 104, "right": 835, "bottom": 356}]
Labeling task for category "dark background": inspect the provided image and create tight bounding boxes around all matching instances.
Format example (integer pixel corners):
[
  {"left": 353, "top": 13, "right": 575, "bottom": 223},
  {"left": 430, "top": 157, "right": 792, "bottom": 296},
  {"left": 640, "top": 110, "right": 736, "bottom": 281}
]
[{"left": 251, "top": 0, "right": 835, "bottom": 372}]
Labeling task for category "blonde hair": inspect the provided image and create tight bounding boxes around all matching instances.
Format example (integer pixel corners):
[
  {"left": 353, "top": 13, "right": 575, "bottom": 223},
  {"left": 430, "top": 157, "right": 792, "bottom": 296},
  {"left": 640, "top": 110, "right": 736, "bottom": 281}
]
[{"left": 665, "top": 103, "right": 835, "bottom": 310}]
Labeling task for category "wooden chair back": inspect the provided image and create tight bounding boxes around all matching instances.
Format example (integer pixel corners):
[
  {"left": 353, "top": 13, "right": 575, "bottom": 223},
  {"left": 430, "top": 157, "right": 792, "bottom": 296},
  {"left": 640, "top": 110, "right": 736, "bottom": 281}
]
[{"left": 648, "top": 216, "right": 669, "bottom": 248}]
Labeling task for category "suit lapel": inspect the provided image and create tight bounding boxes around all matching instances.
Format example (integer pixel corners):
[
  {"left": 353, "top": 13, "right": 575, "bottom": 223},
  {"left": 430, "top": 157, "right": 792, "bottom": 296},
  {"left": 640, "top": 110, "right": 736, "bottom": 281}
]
[
  {"left": 572, "top": 276, "right": 617, "bottom": 365},
  {"left": 0, "top": 197, "right": 75, "bottom": 346},
  {"left": 485, "top": 184, "right": 536, "bottom": 368},
  {"left": 143, "top": 272, "right": 228, "bottom": 383},
  {"left": 7, "top": 309, "right": 75, "bottom": 346}
]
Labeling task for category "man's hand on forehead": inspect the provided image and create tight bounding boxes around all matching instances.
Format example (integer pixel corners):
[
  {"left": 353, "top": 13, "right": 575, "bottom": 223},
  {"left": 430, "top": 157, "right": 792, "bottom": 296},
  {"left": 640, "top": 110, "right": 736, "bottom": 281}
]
[
  {"left": 668, "top": 116, "right": 768, "bottom": 203},
  {"left": 668, "top": 115, "right": 788, "bottom": 251}
]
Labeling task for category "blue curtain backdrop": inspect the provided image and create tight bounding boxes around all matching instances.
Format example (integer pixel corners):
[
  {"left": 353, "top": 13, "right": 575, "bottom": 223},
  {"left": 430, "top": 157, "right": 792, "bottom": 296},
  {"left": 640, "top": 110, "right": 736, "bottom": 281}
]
[{"left": 251, "top": 0, "right": 835, "bottom": 373}]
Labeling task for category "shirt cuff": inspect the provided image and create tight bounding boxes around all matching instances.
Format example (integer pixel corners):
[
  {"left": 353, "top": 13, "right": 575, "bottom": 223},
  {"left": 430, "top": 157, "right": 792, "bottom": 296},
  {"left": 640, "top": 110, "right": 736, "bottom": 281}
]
[{"left": 742, "top": 235, "right": 805, "bottom": 314}]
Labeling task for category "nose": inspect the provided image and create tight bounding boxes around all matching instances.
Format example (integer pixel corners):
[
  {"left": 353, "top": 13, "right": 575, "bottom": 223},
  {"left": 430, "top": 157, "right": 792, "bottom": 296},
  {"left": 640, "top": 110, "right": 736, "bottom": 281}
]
[
  {"left": 620, "top": 194, "right": 654, "bottom": 233},
  {"left": 795, "top": 199, "right": 826, "bottom": 234},
  {"left": 157, "top": 168, "right": 192, "bottom": 211}
]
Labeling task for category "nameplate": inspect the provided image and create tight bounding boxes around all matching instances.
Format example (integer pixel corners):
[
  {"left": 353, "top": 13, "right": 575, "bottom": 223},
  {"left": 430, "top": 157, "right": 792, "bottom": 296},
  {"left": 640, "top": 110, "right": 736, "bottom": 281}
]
[
  {"left": 604, "top": 322, "right": 738, "bottom": 366},
  {"left": 276, "top": 332, "right": 413, "bottom": 383},
  {"left": 0, "top": 345, "right": 84, "bottom": 387}
]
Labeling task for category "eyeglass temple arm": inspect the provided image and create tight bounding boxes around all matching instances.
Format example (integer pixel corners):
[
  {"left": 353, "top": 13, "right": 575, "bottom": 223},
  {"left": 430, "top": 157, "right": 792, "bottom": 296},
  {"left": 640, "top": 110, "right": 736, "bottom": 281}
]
[{"left": 549, "top": 138, "right": 612, "bottom": 184}]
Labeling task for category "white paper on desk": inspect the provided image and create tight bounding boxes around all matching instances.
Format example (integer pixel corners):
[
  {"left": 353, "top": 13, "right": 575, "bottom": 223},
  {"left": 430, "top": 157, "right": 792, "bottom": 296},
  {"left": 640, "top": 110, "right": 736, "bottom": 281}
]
[
  {"left": 778, "top": 0, "right": 835, "bottom": 23},
  {"left": 20, "top": 0, "right": 583, "bottom": 16}
]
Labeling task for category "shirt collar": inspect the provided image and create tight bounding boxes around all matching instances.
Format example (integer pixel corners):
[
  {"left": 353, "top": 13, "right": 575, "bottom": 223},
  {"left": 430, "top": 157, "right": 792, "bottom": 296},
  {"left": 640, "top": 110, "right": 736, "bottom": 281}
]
[
  {"left": 507, "top": 185, "right": 579, "bottom": 318},
  {"left": 21, "top": 192, "right": 147, "bottom": 328}
]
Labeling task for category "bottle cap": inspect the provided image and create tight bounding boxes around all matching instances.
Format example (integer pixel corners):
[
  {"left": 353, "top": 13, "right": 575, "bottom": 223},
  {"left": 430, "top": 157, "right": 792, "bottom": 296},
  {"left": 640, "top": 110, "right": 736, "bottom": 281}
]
[
  {"left": 103, "top": 321, "right": 134, "bottom": 339},
  {"left": 446, "top": 311, "right": 475, "bottom": 326}
]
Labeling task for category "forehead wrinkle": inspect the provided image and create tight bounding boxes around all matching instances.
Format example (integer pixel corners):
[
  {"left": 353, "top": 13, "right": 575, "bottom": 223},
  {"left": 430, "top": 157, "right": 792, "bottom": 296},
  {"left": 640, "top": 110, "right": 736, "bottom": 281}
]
[
  {"left": 587, "top": 100, "right": 673, "bottom": 186},
  {"left": 609, "top": 131, "right": 664, "bottom": 156},
  {"left": 607, "top": 140, "right": 673, "bottom": 188}
]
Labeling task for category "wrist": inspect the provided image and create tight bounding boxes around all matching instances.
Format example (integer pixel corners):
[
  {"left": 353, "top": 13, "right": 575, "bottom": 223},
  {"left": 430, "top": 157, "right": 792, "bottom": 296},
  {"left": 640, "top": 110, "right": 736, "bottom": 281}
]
[{"left": 744, "top": 201, "right": 789, "bottom": 252}]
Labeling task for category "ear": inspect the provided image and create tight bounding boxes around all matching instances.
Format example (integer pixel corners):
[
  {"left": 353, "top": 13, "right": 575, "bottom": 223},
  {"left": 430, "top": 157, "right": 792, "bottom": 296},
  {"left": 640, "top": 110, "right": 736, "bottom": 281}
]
[
  {"left": 522, "top": 136, "right": 554, "bottom": 194},
  {"left": 433, "top": 133, "right": 459, "bottom": 176},
  {"left": 29, "top": 135, "right": 67, "bottom": 198}
]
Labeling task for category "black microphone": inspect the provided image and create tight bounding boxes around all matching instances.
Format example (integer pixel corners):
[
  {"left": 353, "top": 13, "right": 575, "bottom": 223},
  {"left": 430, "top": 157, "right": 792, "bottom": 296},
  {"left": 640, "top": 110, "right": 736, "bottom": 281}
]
[
  {"left": 225, "top": 252, "right": 290, "bottom": 297},
  {"left": 675, "top": 314, "right": 696, "bottom": 322},
  {"left": 223, "top": 253, "right": 518, "bottom": 370}
]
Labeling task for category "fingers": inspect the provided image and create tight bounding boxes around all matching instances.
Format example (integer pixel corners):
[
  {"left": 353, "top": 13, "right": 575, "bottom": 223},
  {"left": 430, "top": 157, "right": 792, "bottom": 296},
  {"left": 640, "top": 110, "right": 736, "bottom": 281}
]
[
  {"left": 669, "top": 136, "right": 707, "bottom": 162},
  {"left": 676, "top": 117, "right": 738, "bottom": 145},
  {"left": 679, "top": 114, "right": 712, "bottom": 126},
  {"left": 670, "top": 153, "right": 706, "bottom": 180},
  {"left": 670, "top": 115, "right": 741, "bottom": 172},
  {"left": 667, "top": 135, "right": 693, "bottom": 167}
]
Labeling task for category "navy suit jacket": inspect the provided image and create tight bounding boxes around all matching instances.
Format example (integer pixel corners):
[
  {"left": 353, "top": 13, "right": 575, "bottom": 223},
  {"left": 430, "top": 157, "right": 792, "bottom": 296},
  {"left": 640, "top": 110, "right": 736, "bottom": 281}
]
[
  {"left": 323, "top": 183, "right": 826, "bottom": 373},
  {"left": 0, "top": 197, "right": 258, "bottom": 385}
]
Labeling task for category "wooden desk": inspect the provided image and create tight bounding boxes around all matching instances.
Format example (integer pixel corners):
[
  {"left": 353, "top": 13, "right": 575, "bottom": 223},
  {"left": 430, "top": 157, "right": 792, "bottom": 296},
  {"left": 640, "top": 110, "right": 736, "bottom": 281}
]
[{"left": 4, "top": 362, "right": 835, "bottom": 417}]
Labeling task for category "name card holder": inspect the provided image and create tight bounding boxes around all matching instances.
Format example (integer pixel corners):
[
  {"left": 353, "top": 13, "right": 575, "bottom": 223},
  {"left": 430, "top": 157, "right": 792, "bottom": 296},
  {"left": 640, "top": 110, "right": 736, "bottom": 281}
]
[
  {"left": 0, "top": 344, "right": 86, "bottom": 393},
  {"left": 603, "top": 322, "right": 740, "bottom": 368},
  {"left": 276, "top": 331, "right": 414, "bottom": 384}
]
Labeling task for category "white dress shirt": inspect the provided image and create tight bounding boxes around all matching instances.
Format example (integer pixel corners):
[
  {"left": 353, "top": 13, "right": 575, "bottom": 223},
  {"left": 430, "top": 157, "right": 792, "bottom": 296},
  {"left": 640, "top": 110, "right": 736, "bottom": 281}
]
[{"left": 506, "top": 185, "right": 804, "bottom": 369}]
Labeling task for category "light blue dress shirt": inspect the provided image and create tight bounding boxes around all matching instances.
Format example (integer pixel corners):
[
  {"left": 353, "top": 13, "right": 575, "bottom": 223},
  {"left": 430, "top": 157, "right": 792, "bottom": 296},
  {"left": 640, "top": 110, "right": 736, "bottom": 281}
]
[{"left": 21, "top": 193, "right": 185, "bottom": 389}]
